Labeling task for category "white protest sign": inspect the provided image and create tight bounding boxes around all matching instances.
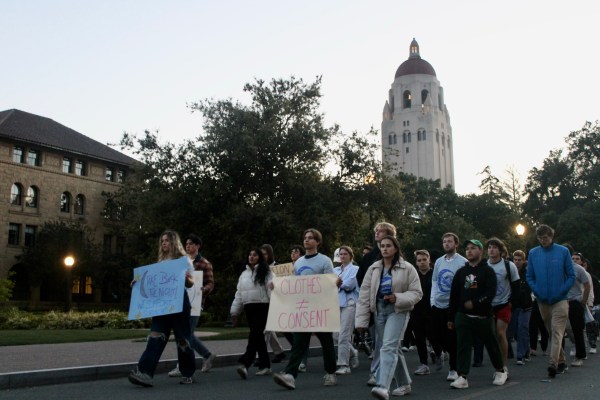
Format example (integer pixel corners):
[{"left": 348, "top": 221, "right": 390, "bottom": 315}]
[
  {"left": 187, "top": 271, "right": 204, "bottom": 317},
  {"left": 266, "top": 274, "right": 340, "bottom": 332}
]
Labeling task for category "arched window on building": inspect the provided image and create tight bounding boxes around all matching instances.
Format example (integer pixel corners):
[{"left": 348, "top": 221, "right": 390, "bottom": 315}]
[
  {"left": 389, "top": 135, "right": 393, "bottom": 145},
  {"left": 422, "top": 130, "right": 427, "bottom": 141},
  {"left": 74, "top": 194, "right": 85, "bottom": 215},
  {"left": 60, "top": 192, "right": 72, "bottom": 213},
  {"left": 417, "top": 131, "right": 422, "bottom": 141},
  {"left": 407, "top": 132, "right": 412, "bottom": 143},
  {"left": 421, "top": 90, "right": 429, "bottom": 104},
  {"left": 436, "top": 129, "right": 439, "bottom": 143},
  {"left": 442, "top": 133, "right": 445, "bottom": 147},
  {"left": 11, "top": 183, "right": 23, "bottom": 205},
  {"left": 403, "top": 132, "right": 407, "bottom": 143},
  {"left": 393, "top": 134, "right": 397, "bottom": 145},
  {"left": 403, "top": 90, "right": 412, "bottom": 109},
  {"left": 25, "top": 186, "right": 38, "bottom": 208}
]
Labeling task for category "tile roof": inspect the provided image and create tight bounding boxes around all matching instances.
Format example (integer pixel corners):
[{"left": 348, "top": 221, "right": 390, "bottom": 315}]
[{"left": 0, "top": 109, "right": 136, "bottom": 166}]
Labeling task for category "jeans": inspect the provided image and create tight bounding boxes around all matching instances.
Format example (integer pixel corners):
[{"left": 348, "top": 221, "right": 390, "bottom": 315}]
[
  {"left": 138, "top": 294, "right": 195, "bottom": 378},
  {"left": 335, "top": 304, "right": 356, "bottom": 366},
  {"left": 189, "top": 315, "right": 211, "bottom": 358},
  {"left": 538, "top": 300, "right": 568, "bottom": 367},
  {"left": 238, "top": 303, "right": 271, "bottom": 369},
  {"left": 509, "top": 307, "right": 531, "bottom": 359},
  {"left": 375, "top": 300, "right": 411, "bottom": 390}
]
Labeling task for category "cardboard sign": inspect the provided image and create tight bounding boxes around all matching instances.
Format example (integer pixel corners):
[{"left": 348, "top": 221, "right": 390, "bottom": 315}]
[
  {"left": 128, "top": 257, "right": 190, "bottom": 320},
  {"left": 266, "top": 274, "right": 340, "bottom": 332},
  {"left": 187, "top": 271, "right": 204, "bottom": 317},
  {"left": 271, "top": 262, "right": 295, "bottom": 277}
]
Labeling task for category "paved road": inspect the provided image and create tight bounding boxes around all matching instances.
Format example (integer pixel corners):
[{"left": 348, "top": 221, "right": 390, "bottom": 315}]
[{"left": 2, "top": 348, "right": 598, "bottom": 399}]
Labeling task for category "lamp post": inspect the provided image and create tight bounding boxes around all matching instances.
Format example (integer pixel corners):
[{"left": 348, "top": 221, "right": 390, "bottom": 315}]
[
  {"left": 64, "top": 256, "right": 75, "bottom": 312},
  {"left": 515, "top": 224, "right": 526, "bottom": 251}
]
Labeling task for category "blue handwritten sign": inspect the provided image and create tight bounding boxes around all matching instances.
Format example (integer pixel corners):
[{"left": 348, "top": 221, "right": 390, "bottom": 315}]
[{"left": 128, "top": 257, "right": 190, "bottom": 320}]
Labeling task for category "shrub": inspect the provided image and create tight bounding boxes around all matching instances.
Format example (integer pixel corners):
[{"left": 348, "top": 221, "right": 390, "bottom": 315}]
[{"left": 0, "top": 308, "right": 150, "bottom": 330}]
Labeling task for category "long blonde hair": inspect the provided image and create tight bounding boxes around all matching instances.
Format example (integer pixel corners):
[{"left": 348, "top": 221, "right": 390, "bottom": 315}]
[{"left": 158, "top": 230, "right": 186, "bottom": 261}]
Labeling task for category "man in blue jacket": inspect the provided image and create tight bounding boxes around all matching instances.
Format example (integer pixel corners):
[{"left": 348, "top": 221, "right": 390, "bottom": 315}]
[{"left": 526, "top": 225, "right": 575, "bottom": 378}]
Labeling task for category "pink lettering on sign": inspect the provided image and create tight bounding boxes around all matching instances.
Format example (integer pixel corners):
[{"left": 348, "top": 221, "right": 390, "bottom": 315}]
[
  {"left": 279, "top": 276, "right": 322, "bottom": 295},
  {"left": 277, "top": 308, "right": 330, "bottom": 329}
]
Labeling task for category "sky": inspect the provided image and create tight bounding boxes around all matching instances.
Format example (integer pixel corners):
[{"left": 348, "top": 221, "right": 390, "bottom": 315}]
[{"left": 2, "top": 0, "right": 599, "bottom": 194}]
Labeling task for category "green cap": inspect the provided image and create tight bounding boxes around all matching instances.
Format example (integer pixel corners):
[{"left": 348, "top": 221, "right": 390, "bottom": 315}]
[{"left": 463, "top": 239, "right": 483, "bottom": 249}]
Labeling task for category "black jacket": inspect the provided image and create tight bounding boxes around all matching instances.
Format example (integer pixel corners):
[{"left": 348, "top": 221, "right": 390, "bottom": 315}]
[{"left": 448, "top": 259, "right": 496, "bottom": 321}]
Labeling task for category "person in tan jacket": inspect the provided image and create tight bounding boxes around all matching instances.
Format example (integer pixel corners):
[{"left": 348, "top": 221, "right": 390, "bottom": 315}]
[{"left": 356, "top": 235, "right": 422, "bottom": 400}]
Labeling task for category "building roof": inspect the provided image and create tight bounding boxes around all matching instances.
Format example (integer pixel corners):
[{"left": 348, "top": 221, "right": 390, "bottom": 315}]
[
  {"left": 395, "top": 38, "right": 437, "bottom": 78},
  {"left": 0, "top": 109, "right": 136, "bottom": 166}
]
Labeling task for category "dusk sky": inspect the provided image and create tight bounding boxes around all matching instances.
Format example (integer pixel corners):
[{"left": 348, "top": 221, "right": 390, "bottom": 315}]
[{"left": 2, "top": 1, "right": 599, "bottom": 194}]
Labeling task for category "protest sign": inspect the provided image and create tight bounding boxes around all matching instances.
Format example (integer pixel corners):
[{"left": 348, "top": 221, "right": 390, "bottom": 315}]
[
  {"left": 128, "top": 256, "right": 190, "bottom": 320},
  {"left": 271, "top": 262, "right": 294, "bottom": 277},
  {"left": 187, "top": 271, "right": 204, "bottom": 317},
  {"left": 266, "top": 274, "right": 340, "bottom": 332}
]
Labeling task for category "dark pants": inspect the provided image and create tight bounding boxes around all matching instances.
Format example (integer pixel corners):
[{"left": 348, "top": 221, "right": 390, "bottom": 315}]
[
  {"left": 529, "top": 300, "right": 549, "bottom": 351},
  {"left": 454, "top": 312, "right": 504, "bottom": 377},
  {"left": 138, "top": 295, "right": 195, "bottom": 378},
  {"left": 568, "top": 300, "right": 586, "bottom": 359},
  {"left": 430, "top": 306, "right": 457, "bottom": 370},
  {"left": 412, "top": 314, "right": 440, "bottom": 365},
  {"left": 284, "top": 332, "right": 336, "bottom": 378},
  {"left": 238, "top": 303, "right": 271, "bottom": 369}
]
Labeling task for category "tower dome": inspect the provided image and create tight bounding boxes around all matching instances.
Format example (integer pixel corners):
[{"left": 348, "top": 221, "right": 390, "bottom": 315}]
[{"left": 394, "top": 38, "right": 436, "bottom": 78}]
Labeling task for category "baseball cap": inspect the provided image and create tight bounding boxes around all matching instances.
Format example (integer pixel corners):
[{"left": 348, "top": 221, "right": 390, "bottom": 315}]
[{"left": 463, "top": 239, "right": 483, "bottom": 249}]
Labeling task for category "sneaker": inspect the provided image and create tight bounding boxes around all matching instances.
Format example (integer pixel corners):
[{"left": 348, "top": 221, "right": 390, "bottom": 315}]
[
  {"left": 409, "top": 345, "right": 416, "bottom": 351},
  {"left": 571, "top": 358, "right": 584, "bottom": 367},
  {"left": 298, "top": 363, "right": 307, "bottom": 372},
  {"left": 201, "top": 353, "right": 217, "bottom": 372},
  {"left": 570, "top": 348, "right": 576, "bottom": 356},
  {"left": 524, "top": 357, "right": 531, "bottom": 362},
  {"left": 391, "top": 385, "right": 412, "bottom": 396},
  {"left": 446, "top": 370, "right": 458, "bottom": 381},
  {"left": 371, "top": 386, "right": 390, "bottom": 400},
  {"left": 367, "top": 374, "right": 377, "bottom": 386},
  {"left": 273, "top": 372, "right": 295, "bottom": 390},
  {"left": 256, "top": 368, "right": 272, "bottom": 376},
  {"left": 335, "top": 366, "right": 351, "bottom": 375},
  {"left": 516, "top": 359, "right": 524, "bottom": 365},
  {"left": 547, "top": 365, "right": 557, "bottom": 378},
  {"left": 492, "top": 370, "right": 508, "bottom": 386},
  {"left": 590, "top": 347, "right": 597, "bottom": 354},
  {"left": 435, "top": 356, "right": 443, "bottom": 371},
  {"left": 450, "top": 376, "right": 468, "bottom": 389},
  {"left": 430, "top": 350, "right": 437, "bottom": 364},
  {"left": 529, "top": 349, "right": 537, "bottom": 356},
  {"left": 272, "top": 352, "right": 286, "bottom": 363},
  {"left": 237, "top": 365, "right": 248, "bottom": 379},
  {"left": 323, "top": 373, "right": 337, "bottom": 386},
  {"left": 128, "top": 369, "right": 153, "bottom": 387},
  {"left": 441, "top": 351, "right": 449, "bottom": 361},
  {"left": 179, "top": 377, "right": 193, "bottom": 385},
  {"left": 414, "top": 364, "right": 430, "bottom": 375},
  {"left": 401, "top": 346, "right": 409, "bottom": 352},
  {"left": 168, "top": 366, "right": 182, "bottom": 377},
  {"left": 557, "top": 363, "right": 568, "bottom": 374},
  {"left": 350, "top": 348, "right": 360, "bottom": 368}
]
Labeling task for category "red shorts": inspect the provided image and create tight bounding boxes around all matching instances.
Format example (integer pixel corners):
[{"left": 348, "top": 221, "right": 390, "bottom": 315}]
[{"left": 493, "top": 303, "right": 512, "bottom": 323}]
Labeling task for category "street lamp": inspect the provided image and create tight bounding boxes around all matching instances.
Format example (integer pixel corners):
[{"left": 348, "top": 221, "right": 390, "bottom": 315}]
[
  {"left": 64, "top": 256, "right": 75, "bottom": 311},
  {"left": 515, "top": 224, "right": 525, "bottom": 236}
]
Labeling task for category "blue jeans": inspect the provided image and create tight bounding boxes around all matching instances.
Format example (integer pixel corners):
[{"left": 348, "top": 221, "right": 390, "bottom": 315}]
[
  {"left": 189, "top": 315, "right": 212, "bottom": 358},
  {"left": 138, "top": 294, "right": 196, "bottom": 378},
  {"left": 509, "top": 307, "right": 531, "bottom": 359},
  {"left": 375, "top": 300, "right": 411, "bottom": 390}
]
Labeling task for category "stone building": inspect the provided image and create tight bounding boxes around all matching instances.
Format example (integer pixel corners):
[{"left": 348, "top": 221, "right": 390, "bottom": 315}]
[
  {"left": 382, "top": 38, "right": 455, "bottom": 189},
  {"left": 0, "top": 109, "right": 135, "bottom": 303}
]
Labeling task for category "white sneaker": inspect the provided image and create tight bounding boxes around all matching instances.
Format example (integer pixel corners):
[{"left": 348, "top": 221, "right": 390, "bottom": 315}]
[
  {"left": 168, "top": 366, "right": 182, "bottom": 377},
  {"left": 590, "top": 347, "right": 597, "bottom": 354},
  {"left": 414, "top": 364, "right": 430, "bottom": 375},
  {"left": 391, "top": 385, "right": 412, "bottom": 396},
  {"left": 323, "top": 373, "right": 337, "bottom": 386},
  {"left": 350, "top": 348, "right": 360, "bottom": 368},
  {"left": 128, "top": 368, "right": 154, "bottom": 387},
  {"left": 446, "top": 370, "right": 458, "bottom": 381},
  {"left": 450, "top": 376, "right": 468, "bottom": 389},
  {"left": 298, "top": 363, "right": 307, "bottom": 372},
  {"left": 570, "top": 348, "right": 576, "bottom": 356},
  {"left": 571, "top": 358, "right": 584, "bottom": 367},
  {"left": 408, "top": 345, "right": 416, "bottom": 351},
  {"left": 371, "top": 386, "right": 390, "bottom": 400},
  {"left": 367, "top": 374, "right": 377, "bottom": 386},
  {"left": 335, "top": 366, "right": 351, "bottom": 375},
  {"left": 273, "top": 373, "right": 295, "bottom": 389},
  {"left": 493, "top": 370, "right": 508, "bottom": 386},
  {"left": 237, "top": 365, "right": 248, "bottom": 379},
  {"left": 201, "top": 353, "right": 217, "bottom": 372},
  {"left": 256, "top": 367, "right": 272, "bottom": 376}
]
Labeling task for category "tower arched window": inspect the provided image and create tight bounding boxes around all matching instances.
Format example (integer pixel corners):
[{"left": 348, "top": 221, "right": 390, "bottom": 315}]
[
  {"left": 25, "top": 186, "right": 38, "bottom": 208},
  {"left": 393, "top": 134, "right": 397, "bottom": 145},
  {"left": 11, "top": 183, "right": 23, "bottom": 205},
  {"left": 442, "top": 133, "right": 445, "bottom": 147},
  {"left": 389, "top": 135, "right": 393, "bottom": 145},
  {"left": 403, "top": 132, "right": 407, "bottom": 143},
  {"left": 60, "top": 192, "right": 72, "bottom": 213},
  {"left": 407, "top": 132, "right": 412, "bottom": 143},
  {"left": 422, "top": 130, "right": 426, "bottom": 141},
  {"left": 417, "top": 131, "right": 422, "bottom": 141},
  {"left": 436, "top": 130, "right": 439, "bottom": 143},
  {"left": 74, "top": 194, "right": 85, "bottom": 215},
  {"left": 403, "top": 90, "right": 412, "bottom": 109},
  {"left": 421, "top": 90, "right": 429, "bottom": 104}
]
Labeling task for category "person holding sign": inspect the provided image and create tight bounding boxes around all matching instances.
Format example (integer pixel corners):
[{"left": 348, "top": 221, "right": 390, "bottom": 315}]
[
  {"left": 334, "top": 246, "right": 360, "bottom": 375},
  {"left": 128, "top": 230, "right": 196, "bottom": 387},
  {"left": 231, "top": 248, "right": 274, "bottom": 379},
  {"left": 273, "top": 228, "right": 338, "bottom": 390},
  {"left": 356, "top": 236, "right": 422, "bottom": 400}
]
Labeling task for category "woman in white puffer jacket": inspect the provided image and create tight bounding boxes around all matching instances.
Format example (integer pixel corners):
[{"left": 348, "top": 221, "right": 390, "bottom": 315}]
[{"left": 230, "top": 247, "right": 274, "bottom": 379}]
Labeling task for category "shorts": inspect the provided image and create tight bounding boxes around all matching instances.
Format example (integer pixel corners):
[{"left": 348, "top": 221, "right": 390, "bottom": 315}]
[{"left": 493, "top": 303, "right": 511, "bottom": 324}]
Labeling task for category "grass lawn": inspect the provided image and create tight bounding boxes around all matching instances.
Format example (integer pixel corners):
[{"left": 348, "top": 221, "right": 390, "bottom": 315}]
[{"left": 0, "top": 327, "right": 250, "bottom": 346}]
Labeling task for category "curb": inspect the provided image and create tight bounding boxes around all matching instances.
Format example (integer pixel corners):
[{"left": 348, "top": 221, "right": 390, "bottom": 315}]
[{"left": 0, "top": 347, "right": 324, "bottom": 390}]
